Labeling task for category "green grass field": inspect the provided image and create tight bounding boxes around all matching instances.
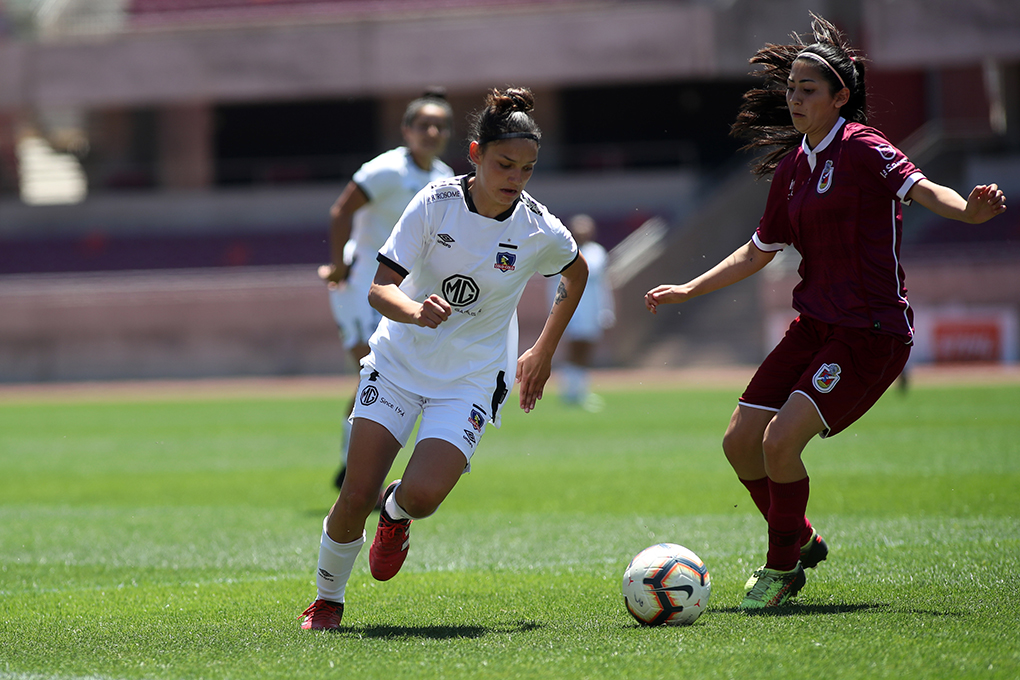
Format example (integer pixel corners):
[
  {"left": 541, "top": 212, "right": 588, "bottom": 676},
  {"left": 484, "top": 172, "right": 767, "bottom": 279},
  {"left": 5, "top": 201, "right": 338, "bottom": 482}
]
[{"left": 1, "top": 376, "right": 1018, "bottom": 679}]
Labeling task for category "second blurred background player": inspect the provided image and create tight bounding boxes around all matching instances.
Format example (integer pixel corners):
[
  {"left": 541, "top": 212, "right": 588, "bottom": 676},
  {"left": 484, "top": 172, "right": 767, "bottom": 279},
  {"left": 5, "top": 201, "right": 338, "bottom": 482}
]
[
  {"left": 319, "top": 89, "right": 455, "bottom": 489},
  {"left": 554, "top": 214, "right": 615, "bottom": 411}
]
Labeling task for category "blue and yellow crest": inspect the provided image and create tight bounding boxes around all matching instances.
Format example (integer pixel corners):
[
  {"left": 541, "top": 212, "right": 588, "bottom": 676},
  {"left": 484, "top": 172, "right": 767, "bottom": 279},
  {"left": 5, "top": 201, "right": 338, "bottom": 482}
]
[{"left": 494, "top": 252, "right": 516, "bottom": 272}]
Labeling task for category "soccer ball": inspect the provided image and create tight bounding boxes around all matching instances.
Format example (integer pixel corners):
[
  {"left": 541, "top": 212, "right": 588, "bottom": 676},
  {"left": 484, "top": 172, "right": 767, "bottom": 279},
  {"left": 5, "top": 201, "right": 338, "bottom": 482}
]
[{"left": 622, "top": 543, "right": 711, "bottom": 626}]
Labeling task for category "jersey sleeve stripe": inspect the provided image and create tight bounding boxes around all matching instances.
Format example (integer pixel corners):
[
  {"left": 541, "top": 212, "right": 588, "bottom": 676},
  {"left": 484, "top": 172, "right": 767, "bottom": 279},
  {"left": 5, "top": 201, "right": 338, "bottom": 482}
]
[
  {"left": 376, "top": 253, "right": 408, "bottom": 278},
  {"left": 752, "top": 232, "right": 785, "bottom": 253},
  {"left": 546, "top": 250, "right": 581, "bottom": 277},
  {"left": 897, "top": 171, "right": 925, "bottom": 204}
]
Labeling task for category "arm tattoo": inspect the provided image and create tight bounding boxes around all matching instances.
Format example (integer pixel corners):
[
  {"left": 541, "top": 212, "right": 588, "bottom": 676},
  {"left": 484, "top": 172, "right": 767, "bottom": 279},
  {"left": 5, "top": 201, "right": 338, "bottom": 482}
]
[{"left": 552, "top": 280, "right": 568, "bottom": 313}]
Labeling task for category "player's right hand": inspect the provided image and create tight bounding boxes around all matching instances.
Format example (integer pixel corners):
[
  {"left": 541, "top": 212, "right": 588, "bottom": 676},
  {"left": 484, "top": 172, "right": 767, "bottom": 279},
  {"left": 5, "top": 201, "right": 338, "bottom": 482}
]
[
  {"left": 414, "top": 294, "right": 452, "bottom": 328},
  {"left": 318, "top": 263, "right": 349, "bottom": 289},
  {"left": 644, "top": 284, "right": 686, "bottom": 313}
]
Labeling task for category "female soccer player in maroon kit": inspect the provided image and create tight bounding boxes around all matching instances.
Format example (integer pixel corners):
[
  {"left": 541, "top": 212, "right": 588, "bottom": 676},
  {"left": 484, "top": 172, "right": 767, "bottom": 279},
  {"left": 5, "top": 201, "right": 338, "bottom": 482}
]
[{"left": 645, "top": 14, "right": 1007, "bottom": 610}]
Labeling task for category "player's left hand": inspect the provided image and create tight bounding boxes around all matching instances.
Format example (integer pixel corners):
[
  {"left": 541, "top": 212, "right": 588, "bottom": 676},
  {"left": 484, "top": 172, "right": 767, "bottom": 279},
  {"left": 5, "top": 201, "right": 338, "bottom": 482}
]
[
  {"left": 516, "top": 347, "right": 552, "bottom": 413},
  {"left": 965, "top": 183, "right": 1007, "bottom": 224}
]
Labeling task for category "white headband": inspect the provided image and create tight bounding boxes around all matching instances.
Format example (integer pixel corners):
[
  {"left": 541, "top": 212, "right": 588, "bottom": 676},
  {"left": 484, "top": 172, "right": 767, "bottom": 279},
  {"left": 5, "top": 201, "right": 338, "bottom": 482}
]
[{"left": 797, "top": 50, "right": 848, "bottom": 90}]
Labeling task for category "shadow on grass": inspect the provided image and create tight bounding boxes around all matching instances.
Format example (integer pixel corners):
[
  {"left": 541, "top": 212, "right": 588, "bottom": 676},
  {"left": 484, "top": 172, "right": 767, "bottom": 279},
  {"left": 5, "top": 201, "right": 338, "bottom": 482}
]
[
  {"left": 714, "top": 603, "right": 966, "bottom": 617},
  {"left": 713, "top": 602, "right": 886, "bottom": 616},
  {"left": 340, "top": 619, "right": 543, "bottom": 640}
]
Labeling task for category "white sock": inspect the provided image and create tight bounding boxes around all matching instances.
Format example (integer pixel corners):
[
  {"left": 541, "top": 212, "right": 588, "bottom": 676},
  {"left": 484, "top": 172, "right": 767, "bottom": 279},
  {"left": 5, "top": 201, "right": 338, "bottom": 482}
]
[
  {"left": 562, "top": 363, "right": 584, "bottom": 403},
  {"left": 315, "top": 517, "right": 365, "bottom": 603},
  {"left": 383, "top": 481, "right": 416, "bottom": 521}
]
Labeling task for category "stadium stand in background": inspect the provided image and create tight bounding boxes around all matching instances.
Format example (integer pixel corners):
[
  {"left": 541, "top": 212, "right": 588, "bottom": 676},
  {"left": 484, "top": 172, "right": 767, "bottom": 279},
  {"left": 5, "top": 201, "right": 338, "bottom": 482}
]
[{"left": 0, "top": 0, "right": 1017, "bottom": 380}]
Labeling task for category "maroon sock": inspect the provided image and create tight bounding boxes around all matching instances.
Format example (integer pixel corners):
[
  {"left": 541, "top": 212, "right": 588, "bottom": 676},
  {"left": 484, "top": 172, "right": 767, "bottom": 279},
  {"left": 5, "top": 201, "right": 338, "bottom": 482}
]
[
  {"left": 766, "top": 477, "right": 810, "bottom": 571},
  {"left": 740, "top": 477, "right": 771, "bottom": 519}
]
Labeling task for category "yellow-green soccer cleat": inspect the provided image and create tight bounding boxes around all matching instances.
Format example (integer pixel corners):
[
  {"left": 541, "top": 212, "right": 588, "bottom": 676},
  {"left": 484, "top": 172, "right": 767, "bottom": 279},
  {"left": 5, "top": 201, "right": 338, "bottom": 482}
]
[
  {"left": 740, "top": 564, "right": 806, "bottom": 610},
  {"left": 743, "top": 529, "right": 828, "bottom": 591}
]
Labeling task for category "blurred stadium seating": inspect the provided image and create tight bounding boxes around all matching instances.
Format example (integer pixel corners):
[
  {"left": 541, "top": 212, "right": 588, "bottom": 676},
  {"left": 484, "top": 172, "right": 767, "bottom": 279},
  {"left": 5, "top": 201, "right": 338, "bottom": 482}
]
[{"left": 0, "top": 0, "right": 1017, "bottom": 381}]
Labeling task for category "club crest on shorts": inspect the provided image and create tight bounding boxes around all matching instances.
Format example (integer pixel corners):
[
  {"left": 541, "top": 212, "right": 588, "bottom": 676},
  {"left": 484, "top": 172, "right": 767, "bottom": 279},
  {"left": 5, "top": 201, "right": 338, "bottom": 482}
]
[
  {"left": 494, "top": 251, "right": 516, "bottom": 272},
  {"left": 468, "top": 409, "right": 485, "bottom": 432},
  {"left": 816, "top": 160, "right": 834, "bottom": 194},
  {"left": 812, "top": 363, "right": 841, "bottom": 393}
]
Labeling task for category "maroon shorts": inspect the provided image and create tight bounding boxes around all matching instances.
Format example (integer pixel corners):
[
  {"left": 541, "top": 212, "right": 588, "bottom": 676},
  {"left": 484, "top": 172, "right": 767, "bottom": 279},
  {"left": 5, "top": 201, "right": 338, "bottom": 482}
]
[{"left": 740, "top": 315, "right": 911, "bottom": 438}]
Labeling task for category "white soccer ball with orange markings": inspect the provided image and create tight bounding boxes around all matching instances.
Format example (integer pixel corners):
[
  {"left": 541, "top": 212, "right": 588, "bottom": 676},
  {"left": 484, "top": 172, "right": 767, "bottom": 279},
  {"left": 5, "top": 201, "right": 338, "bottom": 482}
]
[{"left": 622, "top": 543, "right": 711, "bottom": 626}]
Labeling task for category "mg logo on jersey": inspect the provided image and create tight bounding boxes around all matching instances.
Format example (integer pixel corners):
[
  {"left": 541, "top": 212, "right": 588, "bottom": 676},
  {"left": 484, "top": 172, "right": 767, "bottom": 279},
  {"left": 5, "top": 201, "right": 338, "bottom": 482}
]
[
  {"left": 816, "top": 160, "right": 834, "bottom": 194},
  {"left": 442, "top": 274, "right": 479, "bottom": 307},
  {"left": 494, "top": 252, "right": 516, "bottom": 272},
  {"left": 812, "top": 363, "right": 841, "bottom": 393}
]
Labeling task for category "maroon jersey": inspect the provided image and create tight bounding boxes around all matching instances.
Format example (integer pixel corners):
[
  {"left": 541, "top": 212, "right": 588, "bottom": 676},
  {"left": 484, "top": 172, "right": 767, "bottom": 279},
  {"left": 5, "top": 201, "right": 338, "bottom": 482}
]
[{"left": 754, "top": 119, "right": 925, "bottom": 340}]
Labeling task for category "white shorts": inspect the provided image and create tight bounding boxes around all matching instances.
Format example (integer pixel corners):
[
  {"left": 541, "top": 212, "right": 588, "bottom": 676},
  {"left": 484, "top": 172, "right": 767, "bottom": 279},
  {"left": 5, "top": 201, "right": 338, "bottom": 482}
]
[
  {"left": 328, "top": 284, "right": 382, "bottom": 351},
  {"left": 350, "top": 366, "right": 489, "bottom": 467}
]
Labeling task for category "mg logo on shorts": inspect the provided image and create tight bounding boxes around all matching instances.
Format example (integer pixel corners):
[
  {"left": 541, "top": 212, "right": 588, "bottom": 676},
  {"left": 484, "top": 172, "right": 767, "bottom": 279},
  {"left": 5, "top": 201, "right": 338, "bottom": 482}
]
[
  {"left": 360, "top": 385, "right": 379, "bottom": 405},
  {"left": 442, "top": 274, "right": 479, "bottom": 307},
  {"left": 812, "top": 363, "right": 841, "bottom": 393}
]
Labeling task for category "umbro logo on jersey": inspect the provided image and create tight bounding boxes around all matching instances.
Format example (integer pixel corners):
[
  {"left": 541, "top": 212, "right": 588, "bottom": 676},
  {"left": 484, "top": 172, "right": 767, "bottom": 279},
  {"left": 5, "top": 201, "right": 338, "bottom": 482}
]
[{"left": 437, "top": 234, "right": 455, "bottom": 248}]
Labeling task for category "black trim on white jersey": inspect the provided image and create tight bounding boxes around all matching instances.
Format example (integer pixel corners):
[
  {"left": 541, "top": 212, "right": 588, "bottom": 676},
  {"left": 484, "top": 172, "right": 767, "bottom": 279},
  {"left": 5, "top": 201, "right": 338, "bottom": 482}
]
[
  {"left": 460, "top": 174, "right": 517, "bottom": 222},
  {"left": 546, "top": 250, "right": 581, "bottom": 277},
  {"left": 377, "top": 253, "right": 409, "bottom": 279}
]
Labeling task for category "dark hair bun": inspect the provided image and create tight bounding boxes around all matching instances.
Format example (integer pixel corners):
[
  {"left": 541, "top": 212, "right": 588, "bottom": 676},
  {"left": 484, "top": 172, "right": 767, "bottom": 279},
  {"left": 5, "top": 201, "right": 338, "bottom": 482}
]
[{"left": 422, "top": 86, "right": 448, "bottom": 101}]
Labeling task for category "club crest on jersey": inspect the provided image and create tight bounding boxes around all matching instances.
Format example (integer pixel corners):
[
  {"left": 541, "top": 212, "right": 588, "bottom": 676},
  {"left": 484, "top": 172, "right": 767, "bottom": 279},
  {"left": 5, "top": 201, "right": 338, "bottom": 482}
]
[
  {"left": 812, "top": 363, "right": 841, "bottom": 393},
  {"left": 468, "top": 409, "right": 485, "bottom": 432},
  {"left": 816, "top": 160, "right": 834, "bottom": 194},
  {"left": 494, "top": 252, "right": 516, "bottom": 272}
]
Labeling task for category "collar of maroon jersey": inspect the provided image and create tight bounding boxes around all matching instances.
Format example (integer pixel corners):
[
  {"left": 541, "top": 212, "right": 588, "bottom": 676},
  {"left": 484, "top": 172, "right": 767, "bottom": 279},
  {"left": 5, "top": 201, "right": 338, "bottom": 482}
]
[{"left": 801, "top": 117, "right": 846, "bottom": 172}]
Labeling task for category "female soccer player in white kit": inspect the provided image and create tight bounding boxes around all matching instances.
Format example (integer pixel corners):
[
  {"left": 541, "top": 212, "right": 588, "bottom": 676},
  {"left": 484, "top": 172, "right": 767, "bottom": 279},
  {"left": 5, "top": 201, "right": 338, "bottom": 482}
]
[
  {"left": 301, "top": 87, "right": 589, "bottom": 630},
  {"left": 319, "top": 89, "right": 455, "bottom": 488}
]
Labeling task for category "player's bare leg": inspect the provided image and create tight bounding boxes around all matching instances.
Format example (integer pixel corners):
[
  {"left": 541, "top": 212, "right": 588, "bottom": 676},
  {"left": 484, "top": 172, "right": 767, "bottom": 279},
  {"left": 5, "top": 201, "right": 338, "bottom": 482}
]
[
  {"left": 369, "top": 438, "right": 466, "bottom": 580},
  {"left": 328, "top": 417, "right": 401, "bottom": 543}
]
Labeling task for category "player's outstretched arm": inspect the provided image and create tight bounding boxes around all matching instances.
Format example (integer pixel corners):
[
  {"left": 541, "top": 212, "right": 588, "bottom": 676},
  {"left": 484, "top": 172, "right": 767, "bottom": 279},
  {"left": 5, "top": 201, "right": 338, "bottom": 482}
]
[
  {"left": 517, "top": 253, "right": 589, "bottom": 413},
  {"left": 906, "top": 179, "right": 1006, "bottom": 225},
  {"left": 644, "top": 240, "right": 776, "bottom": 314}
]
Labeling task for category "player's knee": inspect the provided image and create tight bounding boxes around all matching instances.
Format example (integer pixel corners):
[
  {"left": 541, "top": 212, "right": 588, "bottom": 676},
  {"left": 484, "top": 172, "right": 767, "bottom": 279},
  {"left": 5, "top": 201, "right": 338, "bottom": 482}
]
[
  {"left": 722, "top": 419, "right": 759, "bottom": 466},
  {"left": 395, "top": 482, "right": 442, "bottom": 519},
  {"left": 761, "top": 425, "right": 801, "bottom": 473}
]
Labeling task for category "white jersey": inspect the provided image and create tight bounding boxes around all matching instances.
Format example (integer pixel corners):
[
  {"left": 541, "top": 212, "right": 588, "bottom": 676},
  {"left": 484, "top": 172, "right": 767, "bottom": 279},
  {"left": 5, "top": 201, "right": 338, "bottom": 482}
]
[
  {"left": 365, "top": 175, "right": 578, "bottom": 419},
  {"left": 346, "top": 147, "right": 454, "bottom": 291}
]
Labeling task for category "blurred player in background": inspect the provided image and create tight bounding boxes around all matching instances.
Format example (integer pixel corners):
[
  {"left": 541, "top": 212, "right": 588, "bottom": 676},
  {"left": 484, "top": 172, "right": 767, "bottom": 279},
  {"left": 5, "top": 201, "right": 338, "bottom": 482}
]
[
  {"left": 645, "top": 13, "right": 1006, "bottom": 610},
  {"left": 300, "top": 86, "right": 588, "bottom": 631},
  {"left": 554, "top": 214, "right": 615, "bottom": 411},
  {"left": 318, "top": 88, "right": 455, "bottom": 490}
]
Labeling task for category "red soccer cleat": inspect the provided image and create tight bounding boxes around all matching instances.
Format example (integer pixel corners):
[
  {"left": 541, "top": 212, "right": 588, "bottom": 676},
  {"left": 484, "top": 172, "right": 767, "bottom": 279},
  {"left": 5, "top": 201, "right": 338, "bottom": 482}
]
[
  {"left": 369, "top": 480, "right": 412, "bottom": 581},
  {"left": 299, "top": 599, "right": 344, "bottom": 630}
]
